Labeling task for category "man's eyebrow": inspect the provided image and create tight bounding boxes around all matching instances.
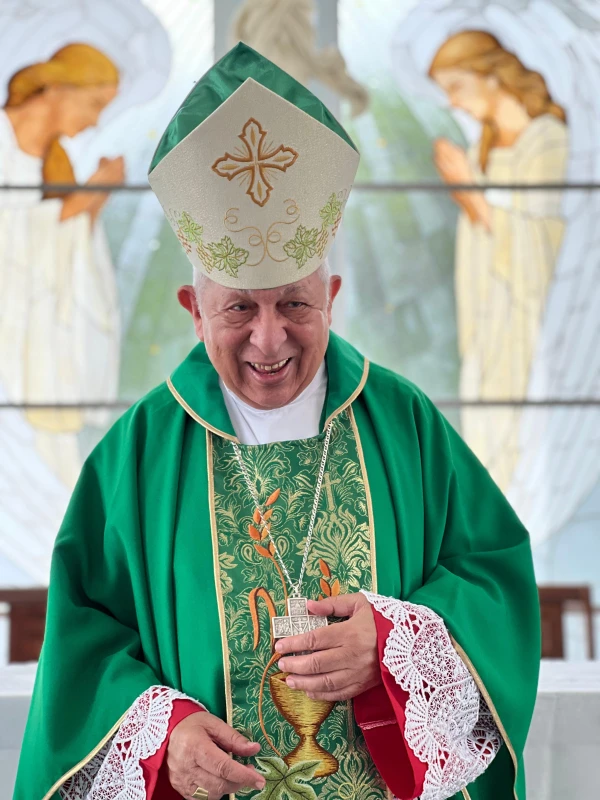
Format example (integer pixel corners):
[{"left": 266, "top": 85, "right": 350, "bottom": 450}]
[
  {"left": 281, "top": 283, "right": 308, "bottom": 297},
  {"left": 222, "top": 289, "right": 252, "bottom": 301}
]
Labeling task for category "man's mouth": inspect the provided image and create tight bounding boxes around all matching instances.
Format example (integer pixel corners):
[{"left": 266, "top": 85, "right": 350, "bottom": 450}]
[{"left": 248, "top": 358, "right": 291, "bottom": 375}]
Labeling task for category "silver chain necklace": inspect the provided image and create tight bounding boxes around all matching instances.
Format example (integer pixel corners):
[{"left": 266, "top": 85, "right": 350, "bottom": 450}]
[{"left": 231, "top": 421, "right": 334, "bottom": 600}]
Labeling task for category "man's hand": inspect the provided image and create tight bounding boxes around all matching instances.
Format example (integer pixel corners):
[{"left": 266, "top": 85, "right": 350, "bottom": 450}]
[
  {"left": 275, "top": 593, "right": 381, "bottom": 701},
  {"left": 166, "top": 711, "right": 265, "bottom": 799}
]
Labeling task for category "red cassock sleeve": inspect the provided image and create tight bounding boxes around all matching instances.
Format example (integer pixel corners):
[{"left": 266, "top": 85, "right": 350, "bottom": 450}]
[
  {"left": 141, "top": 700, "right": 205, "bottom": 798},
  {"left": 353, "top": 609, "right": 427, "bottom": 800}
]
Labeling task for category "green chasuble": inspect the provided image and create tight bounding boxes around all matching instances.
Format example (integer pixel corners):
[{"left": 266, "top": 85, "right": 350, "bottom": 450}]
[{"left": 14, "top": 333, "right": 540, "bottom": 800}]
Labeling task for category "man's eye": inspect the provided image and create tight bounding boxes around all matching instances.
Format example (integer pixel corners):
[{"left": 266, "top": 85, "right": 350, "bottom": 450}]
[
  {"left": 230, "top": 304, "right": 249, "bottom": 312},
  {"left": 286, "top": 301, "right": 306, "bottom": 309}
]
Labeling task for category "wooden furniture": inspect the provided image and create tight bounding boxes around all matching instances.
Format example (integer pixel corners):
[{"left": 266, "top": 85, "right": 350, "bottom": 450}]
[
  {"left": 538, "top": 585, "right": 596, "bottom": 659},
  {"left": 0, "top": 589, "right": 48, "bottom": 663},
  {"left": 0, "top": 586, "right": 596, "bottom": 662}
]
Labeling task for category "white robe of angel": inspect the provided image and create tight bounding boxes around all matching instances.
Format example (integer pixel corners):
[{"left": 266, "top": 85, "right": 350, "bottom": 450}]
[
  {"left": 456, "top": 114, "right": 568, "bottom": 492},
  {"left": 0, "top": 109, "right": 120, "bottom": 584}
]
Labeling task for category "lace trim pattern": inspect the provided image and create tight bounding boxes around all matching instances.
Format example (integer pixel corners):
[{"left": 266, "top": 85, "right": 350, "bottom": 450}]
[
  {"left": 362, "top": 591, "right": 501, "bottom": 800},
  {"left": 59, "top": 685, "right": 202, "bottom": 800},
  {"left": 59, "top": 743, "right": 112, "bottom": 800}
]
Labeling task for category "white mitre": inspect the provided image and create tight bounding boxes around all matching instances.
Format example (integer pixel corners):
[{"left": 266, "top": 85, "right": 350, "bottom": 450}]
[{"left": 148, "top": 42, "right": 360, "bottom": 289}]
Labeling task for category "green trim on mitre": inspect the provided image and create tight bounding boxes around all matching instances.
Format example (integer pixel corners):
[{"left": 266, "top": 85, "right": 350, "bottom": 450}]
[{"left": 148, "top": 41, "right": 357, "bottom": 174}]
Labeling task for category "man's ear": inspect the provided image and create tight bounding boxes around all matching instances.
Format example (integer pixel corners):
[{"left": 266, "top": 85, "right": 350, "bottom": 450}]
[
  {"left": 177, "top": 285, "right": 204, "bottom": 341},
  {"left": 327, "top": 275, "right": 342, "bottom": 325}
]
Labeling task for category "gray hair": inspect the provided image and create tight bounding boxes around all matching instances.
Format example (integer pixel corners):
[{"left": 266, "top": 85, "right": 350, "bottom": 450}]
[{"left": 193, "top": 258, "right": 332, "bottom": 305}]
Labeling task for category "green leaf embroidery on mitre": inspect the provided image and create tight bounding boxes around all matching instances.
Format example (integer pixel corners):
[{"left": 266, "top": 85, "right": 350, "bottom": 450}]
[
  {"left": 176, "top": 211, "right": 204, "bottom": 244},
  {"left": 282, "top": 193, "right": 346, "bottom": 270},
  {"left": 283, "top": 225, "right": 319, "bottom": 269},
  {"left": 319, "top": 193, "right": 343, "bottom": 228},
  {"left": 197, "top": 235, "right": 249, "bottom": 278},
  {"left": 253, "top": 757, "right": 319, "bottom": 800}
]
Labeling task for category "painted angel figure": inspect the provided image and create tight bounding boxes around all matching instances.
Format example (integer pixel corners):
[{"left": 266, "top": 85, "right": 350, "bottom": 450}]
[
  {"left": 430, "top": 30, "right": 568, "bottom": 493},
  {"left": 0, "top": 0, "right": 170, "bottom": 585},
  {"left": 0, "top": 43, "right": 124, "bottom": 487},
  {"left": 392, "top": 0, "right": 600, "bottom": 546}
]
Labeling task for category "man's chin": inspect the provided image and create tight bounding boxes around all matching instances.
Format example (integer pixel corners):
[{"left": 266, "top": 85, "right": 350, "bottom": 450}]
[{"left": 240, "top": 363, "right": 298, "bottom": 409}]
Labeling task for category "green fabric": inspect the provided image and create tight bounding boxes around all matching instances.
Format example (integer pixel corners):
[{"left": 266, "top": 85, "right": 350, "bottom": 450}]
[
  {"left": 14, "top": 332, "right": 539, "bottom": 800},
  {"left": 212, "top": 410, "right": 385, "bottom": 799},
  {"left": 148, "top": 42, "right": 357, "bottom": 175}
]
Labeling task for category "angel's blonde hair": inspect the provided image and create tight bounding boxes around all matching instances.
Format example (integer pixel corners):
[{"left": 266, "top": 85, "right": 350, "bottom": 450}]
[
  {"left": 429, "top": 30, "right": 566, "bottom": 172},
  {"left": 5, "top": 44, "right": 119, "bottom": 196}
]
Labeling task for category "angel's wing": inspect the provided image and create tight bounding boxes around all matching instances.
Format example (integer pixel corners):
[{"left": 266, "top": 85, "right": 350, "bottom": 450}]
[
  {"left": 391, "top": 0, "right": 600, "bottom": 545},
  {"left": 507, "top": 2, "right": 600, "bottom": 542}
]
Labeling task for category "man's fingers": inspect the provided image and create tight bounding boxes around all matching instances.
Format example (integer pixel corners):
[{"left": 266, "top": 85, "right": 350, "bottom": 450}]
[
  {"left": 168, "top": 713, "right": 264, "bottom": 798},
  {"left": 275, "top": 617, "right": 348, "bottom": 655},
  {"left": 184, "top": 767, "right": 237, "bottom": 800},
  {"left": 285, "top": 669, "right": 354, "bottom": 693},
  {"left": 183, "top": 765, "right": 251, "bottom": 800},
  {"left": 200, "top": 714, "right": 261, "bottom": 756},
  {"left": 305, "top": 683, "right": 365, "bottom": 702},
  {"left": 279, "top": 645, "right": 347, "bottom": 676},
  {"left": 307, "top": 594, "right": 361, "bottom": 618},
  {"left": 199, "top": 742, "right": 265, "bottom": 790}
]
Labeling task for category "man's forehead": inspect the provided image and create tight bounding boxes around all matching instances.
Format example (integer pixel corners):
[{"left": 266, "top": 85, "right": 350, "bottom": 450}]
[{"left": 217, "top": 276, "right": 315, "bottom": 300}]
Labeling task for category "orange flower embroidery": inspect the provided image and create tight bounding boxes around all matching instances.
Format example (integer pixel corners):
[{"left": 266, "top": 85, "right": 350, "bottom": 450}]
[
  {"left": 318, "top": 559, "right": 341, "bottom": 599},
  {"left": 212, "top": 118, "right": 298, "bottom": 207}
]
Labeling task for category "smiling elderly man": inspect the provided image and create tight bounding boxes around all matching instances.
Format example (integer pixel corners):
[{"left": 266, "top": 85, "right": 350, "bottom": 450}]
[{"left": 15, "top": 44, "right": 539, "bottom": 800}]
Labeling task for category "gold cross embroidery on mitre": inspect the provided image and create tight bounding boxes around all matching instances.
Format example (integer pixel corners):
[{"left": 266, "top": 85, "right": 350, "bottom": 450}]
[{"left": 212, "top": 117, "right": 299, "bottom": 207}]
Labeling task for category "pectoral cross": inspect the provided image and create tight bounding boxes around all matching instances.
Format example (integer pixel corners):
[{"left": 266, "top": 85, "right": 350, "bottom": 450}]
[{"left": 272, "top": 597, "right": 328, "bottom": 640}]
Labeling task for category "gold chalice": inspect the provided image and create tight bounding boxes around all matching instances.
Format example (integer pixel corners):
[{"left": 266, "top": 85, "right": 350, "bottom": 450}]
[{"left": 270, "top": 671, "right": 339, "bottom": 778}]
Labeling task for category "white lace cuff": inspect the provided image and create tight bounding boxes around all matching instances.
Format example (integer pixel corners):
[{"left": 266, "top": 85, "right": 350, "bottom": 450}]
[
  {"left": 362, "top": 591, "right": 501, "bottom": 800},
  {"left": 59, "top": 685, "right": 204, "bottom": 800}
]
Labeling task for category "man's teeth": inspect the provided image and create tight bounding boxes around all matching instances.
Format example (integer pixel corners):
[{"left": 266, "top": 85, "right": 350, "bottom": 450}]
[{"left": 251, "top": 358, "right": 290, "bottom": 373}]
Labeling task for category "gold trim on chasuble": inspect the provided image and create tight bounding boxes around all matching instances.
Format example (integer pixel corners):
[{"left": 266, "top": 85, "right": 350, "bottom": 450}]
[
  {"left": 452, "top": 638, "right": 520, "bottom": 800},
  {"left": 167, "top": 377, "right": 239, "bottom": 442},
  {"left": 347, "top": 405, "right": 377, "bottom": 591},
  {"left": 208, "top": 407, "right": 387, "bottom": 800},
  {"left": 323, "top": 359, "right": 369, "bottom": 432}
]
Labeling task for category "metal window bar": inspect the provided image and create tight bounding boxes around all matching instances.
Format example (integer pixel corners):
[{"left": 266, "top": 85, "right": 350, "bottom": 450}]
[
  {"left": 1, "top": 400, "right": 599, "bottom": 410},
  {"left": 2, "top": 182, "right": 600, "bottom": 192}
]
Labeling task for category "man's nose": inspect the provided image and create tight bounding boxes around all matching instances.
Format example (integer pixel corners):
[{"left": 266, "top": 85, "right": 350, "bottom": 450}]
[{"left": 249, "top": 307, "right": 288, "bottom": 356}]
